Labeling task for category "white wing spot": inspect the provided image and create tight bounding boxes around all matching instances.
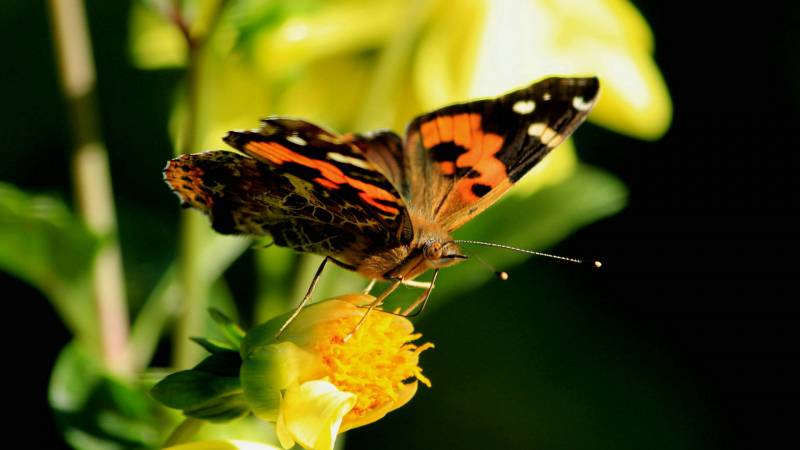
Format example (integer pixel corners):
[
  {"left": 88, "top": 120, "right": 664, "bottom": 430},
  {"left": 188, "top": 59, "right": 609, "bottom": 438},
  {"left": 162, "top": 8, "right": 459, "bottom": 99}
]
[
  {"left": 326, "top": 152, "right": 372, "bottom": 170},
  {"left": 513, "top": 100, "right": 536, "bottom": 114},
  {"left": 528, "top": 122, "right": 564, "bottom": 148},
  {"left": 528, "top": 122, "right": 546, "bottom": 137},
  {"left": 572, "top": 96, "right": 593, "bottom": 111},
  {"left": 287, "top": 135, "right": 307, "bottom": 146}
]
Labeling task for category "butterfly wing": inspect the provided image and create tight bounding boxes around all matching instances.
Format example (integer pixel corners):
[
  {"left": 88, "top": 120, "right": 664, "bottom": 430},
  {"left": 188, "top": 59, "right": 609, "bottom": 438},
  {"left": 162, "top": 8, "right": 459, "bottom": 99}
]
[
  {"left": 402, "top": 76, "right": 600, "bottom": 231},
  {"left": 164, "top": 118, "right": 413, "bottom": 267}
]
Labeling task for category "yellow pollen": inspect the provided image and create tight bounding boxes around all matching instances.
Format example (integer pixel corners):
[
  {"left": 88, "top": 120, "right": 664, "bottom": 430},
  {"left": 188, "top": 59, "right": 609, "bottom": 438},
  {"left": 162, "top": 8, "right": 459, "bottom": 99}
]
[{"left": 313, "top": 312, "right": 433, "bottom": 418}]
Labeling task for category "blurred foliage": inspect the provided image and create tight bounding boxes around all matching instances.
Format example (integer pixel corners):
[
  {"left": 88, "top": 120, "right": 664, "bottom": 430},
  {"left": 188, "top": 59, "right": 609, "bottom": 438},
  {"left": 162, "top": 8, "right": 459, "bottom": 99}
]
[
  {"left": 50, "top": 343, "right": 165, "bottom": 449},
  {"left": 0, "top": 183, "right": 100, "bottom": 349},
  {"left": 0, "top": 0, "right": 688, "bottom": 448}
]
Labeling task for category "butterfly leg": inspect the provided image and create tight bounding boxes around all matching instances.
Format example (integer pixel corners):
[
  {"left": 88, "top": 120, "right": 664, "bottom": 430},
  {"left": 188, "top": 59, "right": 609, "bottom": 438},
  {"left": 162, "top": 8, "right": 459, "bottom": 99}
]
[
  {"left": 346, "top": 277, "right": 403, "bottom": 339},
  {"left": 401, "top": 279, "right": 433, "bottom": 289},
  {"left": 401, "top": 269, "right": 439, "bottom": 317},
  {"left": 361, "top": 279, "right": 377, "bottom": 294},
  {"left": 276, "top": 256, "right": 330, "bottom": 338}
]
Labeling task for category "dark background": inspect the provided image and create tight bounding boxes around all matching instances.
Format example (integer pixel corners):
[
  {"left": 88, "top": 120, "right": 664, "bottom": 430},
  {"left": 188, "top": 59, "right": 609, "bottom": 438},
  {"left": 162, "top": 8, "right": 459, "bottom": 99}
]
[
  {"left": 561, "top": 1, "right": 799, "bottom": 448},
  {"left": 2, "top": 1, "right": 798, "bottom": 449}
]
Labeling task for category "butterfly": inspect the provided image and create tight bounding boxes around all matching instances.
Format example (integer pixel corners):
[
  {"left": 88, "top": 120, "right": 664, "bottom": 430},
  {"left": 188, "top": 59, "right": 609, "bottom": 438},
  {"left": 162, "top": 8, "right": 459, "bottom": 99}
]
[{"left": 165, "top": 76, "right": 599, "bottom": 328}]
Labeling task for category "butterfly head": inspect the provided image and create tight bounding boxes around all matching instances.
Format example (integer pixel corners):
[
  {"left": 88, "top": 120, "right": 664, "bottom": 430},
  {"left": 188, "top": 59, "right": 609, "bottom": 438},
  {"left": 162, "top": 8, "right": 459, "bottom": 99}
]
[{"left": 422, "top": 239, "right": 467, "bottom": 268}]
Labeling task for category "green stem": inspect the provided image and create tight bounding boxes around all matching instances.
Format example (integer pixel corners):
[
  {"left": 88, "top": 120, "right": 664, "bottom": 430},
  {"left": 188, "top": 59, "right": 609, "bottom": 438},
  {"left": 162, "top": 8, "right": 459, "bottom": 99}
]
[
  {"left": 47, "top": 0, "right": 131, "bottom": 376},
  {"left": 132, "top": 235, "right": 250, "bottom": 371},
  {"left": 171, "top": 0, "right": 230, "bottom": 368},
  {"left": 163, "top": 417, "right": 204, "bottom": 447},
  {"left": 172, "top": 25, "right": 207, "bottom": 369}
]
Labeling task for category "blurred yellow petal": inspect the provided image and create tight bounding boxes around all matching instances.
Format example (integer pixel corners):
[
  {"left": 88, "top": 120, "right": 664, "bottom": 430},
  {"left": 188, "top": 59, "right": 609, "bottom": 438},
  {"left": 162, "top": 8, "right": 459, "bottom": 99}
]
[
  {"left": 579, "top": 45, "right": 671, "bottom": 139},
  {"left": 546, "top": 0, "right": 655, "bottom": 53},
  {"left": 253, "top": 0, "right": 407, "bottom": 77},
  {"left": 128, "top": 1, "right": 187, "bottom": 69},
  {"left": 171, "top": 56, "right": 274, "bottom": 151},
  {"left": 164, "top": 439, "right": 282, "bottom": 450},
  {"left": 274, "top": 58, "right": 372, "bottom": 129},
  {"left": 277, "top": 380, "right": 356, "bottom": 450},
  {"left": 413, "top": 0, "right": 485, "bottom": 109},
  {"left": 468, "top": 0, "right": 671, "bottom": 139}
]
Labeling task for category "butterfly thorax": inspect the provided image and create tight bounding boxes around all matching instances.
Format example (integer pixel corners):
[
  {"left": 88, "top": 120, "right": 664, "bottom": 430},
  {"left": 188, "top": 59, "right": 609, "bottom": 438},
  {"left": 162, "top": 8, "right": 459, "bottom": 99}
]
[{"left": 355, "top": 218, "right": 463, "bottom": 281}]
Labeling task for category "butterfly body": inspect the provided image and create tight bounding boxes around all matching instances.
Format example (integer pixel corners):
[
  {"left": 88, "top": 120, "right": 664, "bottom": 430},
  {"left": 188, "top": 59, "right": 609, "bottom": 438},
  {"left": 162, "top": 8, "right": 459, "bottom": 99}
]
[
  {"left": 165, "top": 77, "right": 599, "bottom": 285},
  {"left": 356, "top": 219, "right": 463, "bottom": 280}
]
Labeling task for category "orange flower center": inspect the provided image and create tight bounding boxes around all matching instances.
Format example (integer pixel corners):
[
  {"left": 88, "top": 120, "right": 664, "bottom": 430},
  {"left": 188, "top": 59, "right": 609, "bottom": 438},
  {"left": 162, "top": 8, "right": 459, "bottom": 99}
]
[{"left": 312, "top": 310, "right": 433, "bottom": 418}]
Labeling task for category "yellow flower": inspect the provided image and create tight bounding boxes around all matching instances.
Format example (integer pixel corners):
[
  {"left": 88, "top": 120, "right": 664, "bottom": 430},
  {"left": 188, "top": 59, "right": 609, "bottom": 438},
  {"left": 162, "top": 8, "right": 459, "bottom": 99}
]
[{"left": 240, "top": 295, "right": 433, "bottom": 450}]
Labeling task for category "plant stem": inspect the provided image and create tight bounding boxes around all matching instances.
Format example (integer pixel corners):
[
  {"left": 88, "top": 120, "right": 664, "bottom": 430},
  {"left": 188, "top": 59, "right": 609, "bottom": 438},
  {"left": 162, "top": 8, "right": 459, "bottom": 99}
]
[
  {"left": 173, "top": 46, "right": 207, "bottom": 369},
  {"left": 47, "top": 0, "right": 131, "bottom": 376},
  {"left": 132, "top": 235, "right": 250, "bottom": 371},
  {"left": 163, "top": 417, "right": 204, "bottom": 447},
  {"left": 171, "top": 0, "right": 230, "bottom": 368}
]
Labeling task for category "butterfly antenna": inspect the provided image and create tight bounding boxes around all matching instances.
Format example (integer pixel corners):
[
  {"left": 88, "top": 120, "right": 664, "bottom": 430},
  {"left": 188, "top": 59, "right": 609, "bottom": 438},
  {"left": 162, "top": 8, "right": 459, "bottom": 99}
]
[
  {"left": 471, "top": 253, "right": 510, "bottom": 281},
  {"left": 454, "top": 240, "right": 602, "bottom": 268}
]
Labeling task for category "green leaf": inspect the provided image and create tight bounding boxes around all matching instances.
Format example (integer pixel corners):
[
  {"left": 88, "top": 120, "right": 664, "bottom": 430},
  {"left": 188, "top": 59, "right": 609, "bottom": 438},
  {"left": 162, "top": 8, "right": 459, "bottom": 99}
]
[
  {"left": 0, "top": 183, "right": 100, "bottom": 343},
  {"left": 49, "top": 342, "right": 164, "bottom": 450},
  {"left": 151, "top": 352, "right": 247, "bottom": 423},
  {"left": 194, "top": 351, "right": 243, "bottom": 377},
  {"left": 191, "top": 336, "right": 238, "bottom": 354},
  {"left": 209, "top": 307, "right": 246, "bottom": 348}
]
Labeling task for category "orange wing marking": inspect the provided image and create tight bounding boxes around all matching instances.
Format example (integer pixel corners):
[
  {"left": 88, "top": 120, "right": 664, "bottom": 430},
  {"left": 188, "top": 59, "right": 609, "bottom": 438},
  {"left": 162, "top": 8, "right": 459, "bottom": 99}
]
[
  {"left": 165, "top": 159, "right": 214, "bottom": 209},
  {"left": 420, "top": 113, "right": 507, "bottom": 203},
  {"left": 246, "top": 141, "right": 399, "bottom": 215}
]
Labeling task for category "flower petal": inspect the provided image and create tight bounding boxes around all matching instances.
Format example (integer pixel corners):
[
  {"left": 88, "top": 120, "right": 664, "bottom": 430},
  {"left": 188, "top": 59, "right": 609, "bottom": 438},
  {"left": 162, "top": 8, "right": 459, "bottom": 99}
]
[
  {"left": 242, "top": 299, "right": 365, "bottom": 353},
  {"left": 466, "top": 0, "right": 671, "bottom": 140},
  {"left": 340, "top": 382, "right": 418, "bottom": 433},
  {"left": 279, "top": 380, "right": 357, "bottom": 450}
]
